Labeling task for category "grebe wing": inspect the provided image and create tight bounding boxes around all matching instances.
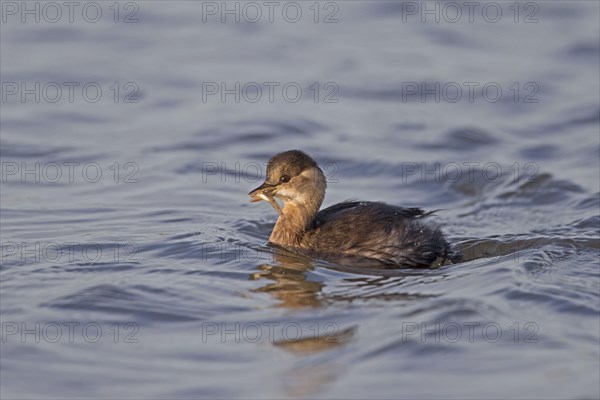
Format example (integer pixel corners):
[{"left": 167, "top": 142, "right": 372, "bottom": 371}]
[{"left": 317, "top": 201, "right": 434, "bottom": 226}]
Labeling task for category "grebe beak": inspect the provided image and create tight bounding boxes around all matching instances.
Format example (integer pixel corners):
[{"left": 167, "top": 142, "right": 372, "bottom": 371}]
[
  {"left": 249, "top": 181, "right": 276, "bottom": 203},
  {"left": 249, "top": 182, "right": 285, "bottom": 218}
]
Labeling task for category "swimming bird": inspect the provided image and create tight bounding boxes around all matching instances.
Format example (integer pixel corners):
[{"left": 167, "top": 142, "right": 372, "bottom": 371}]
[{"left": 249, "top": 150, "right": 457, "bottom": 267}]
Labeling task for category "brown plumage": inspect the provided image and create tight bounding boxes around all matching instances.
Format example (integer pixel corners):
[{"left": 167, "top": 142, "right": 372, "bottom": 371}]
[{"left": 249, "top": 150, "right": 458, "bottom": 267}]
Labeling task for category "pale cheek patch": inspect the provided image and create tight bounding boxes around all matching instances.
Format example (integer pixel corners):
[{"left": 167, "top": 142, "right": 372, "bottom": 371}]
[{"left": 275, "top": 187, "right": 294, "bottom": 201}]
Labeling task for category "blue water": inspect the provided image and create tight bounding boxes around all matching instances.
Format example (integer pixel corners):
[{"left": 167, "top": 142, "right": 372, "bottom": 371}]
[{"left": 1, "top": 1, "right": 599, "bottom": 399}]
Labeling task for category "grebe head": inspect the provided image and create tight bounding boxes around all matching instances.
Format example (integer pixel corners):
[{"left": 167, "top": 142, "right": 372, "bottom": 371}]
[{"left": 249, "top": 150, "right": 326, "bottom": 216}]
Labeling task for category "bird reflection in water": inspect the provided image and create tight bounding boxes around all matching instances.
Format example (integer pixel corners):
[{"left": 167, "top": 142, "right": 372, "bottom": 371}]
[
  {"left": 249, "top": 248, "right": 357, "bottom": 397},
  {"left": 247, "top": 247, "right": 445, "bottom": 397},
  {"left": 249, "top": 246, "right": 324, "bottom": 308}
]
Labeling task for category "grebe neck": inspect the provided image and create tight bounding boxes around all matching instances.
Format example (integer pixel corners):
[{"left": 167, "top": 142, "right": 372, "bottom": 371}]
[{"left": 269, "top": 167, "right": 325, "bottom": 246}]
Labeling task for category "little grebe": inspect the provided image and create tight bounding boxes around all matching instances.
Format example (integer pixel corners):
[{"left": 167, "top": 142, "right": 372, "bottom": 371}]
[{"left": 249, "top": 150, "right": 457, "bottom": 267}]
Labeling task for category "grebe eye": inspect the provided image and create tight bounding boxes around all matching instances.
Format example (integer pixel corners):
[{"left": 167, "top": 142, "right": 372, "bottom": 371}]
[{"left": 280, "top": 175, "right": 290, "bottom": 183}]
